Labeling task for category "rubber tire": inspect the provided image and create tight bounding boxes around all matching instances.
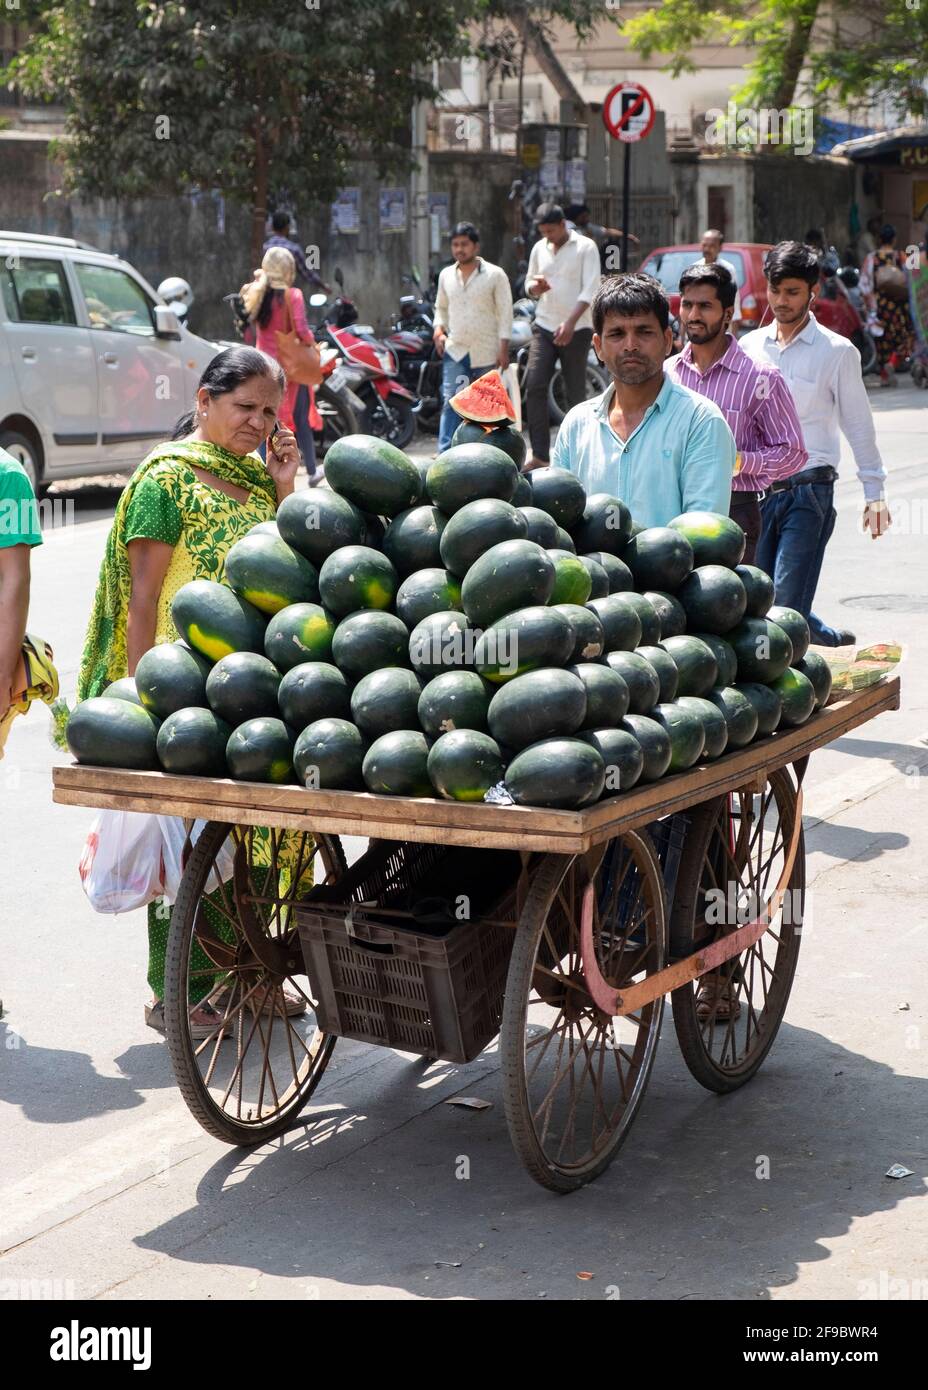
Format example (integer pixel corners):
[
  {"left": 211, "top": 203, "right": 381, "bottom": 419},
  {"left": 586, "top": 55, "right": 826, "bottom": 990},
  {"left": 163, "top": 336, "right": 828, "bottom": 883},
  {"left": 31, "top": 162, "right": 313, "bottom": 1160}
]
[
  {"left": 0, "top": 429, "right": 42, "bottom": 492},
  {"left": 669, "top": 768, "right": 803, "bottom": 1093},
  {"left": 164, "top": 822, "right": 346, "bottom": 1145},
  {"left": 314, "top": 382, "right": 361, "bottom": 458}
]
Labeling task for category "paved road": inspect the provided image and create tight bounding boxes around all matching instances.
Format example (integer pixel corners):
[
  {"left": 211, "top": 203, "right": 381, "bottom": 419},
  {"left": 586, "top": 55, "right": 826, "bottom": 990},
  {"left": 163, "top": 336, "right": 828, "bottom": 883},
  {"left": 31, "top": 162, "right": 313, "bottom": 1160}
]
[{"left": 1, "top": 383, "right": 926, "bottom": 1300}]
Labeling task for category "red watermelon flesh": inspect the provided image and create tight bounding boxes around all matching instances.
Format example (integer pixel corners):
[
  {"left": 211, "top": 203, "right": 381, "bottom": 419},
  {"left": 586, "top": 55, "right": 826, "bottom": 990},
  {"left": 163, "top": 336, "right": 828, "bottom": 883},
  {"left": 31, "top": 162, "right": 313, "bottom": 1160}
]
[{"left": 449, "top": 369, "right": 516, "bottom": 424}]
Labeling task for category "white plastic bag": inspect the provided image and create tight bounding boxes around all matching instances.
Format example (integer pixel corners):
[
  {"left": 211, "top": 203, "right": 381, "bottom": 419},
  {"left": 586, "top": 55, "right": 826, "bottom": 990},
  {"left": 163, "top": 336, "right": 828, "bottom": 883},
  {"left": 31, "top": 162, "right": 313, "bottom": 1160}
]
[
  {"left": 502, "top": 363, "right": 522, "bottom": 434},
  {"left": 158, "top": 817, "right": 235, "bottom": 906},
  {"left": 79, "top": 810, "right": 166, "bottom": 914}
]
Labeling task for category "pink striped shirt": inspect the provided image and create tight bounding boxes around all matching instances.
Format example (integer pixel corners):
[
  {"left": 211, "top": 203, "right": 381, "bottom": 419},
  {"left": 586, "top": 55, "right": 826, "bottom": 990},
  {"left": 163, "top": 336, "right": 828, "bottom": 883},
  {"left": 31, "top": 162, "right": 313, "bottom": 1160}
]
[{"left": 666, "top": 336, "right": 807, "bottom": 491}]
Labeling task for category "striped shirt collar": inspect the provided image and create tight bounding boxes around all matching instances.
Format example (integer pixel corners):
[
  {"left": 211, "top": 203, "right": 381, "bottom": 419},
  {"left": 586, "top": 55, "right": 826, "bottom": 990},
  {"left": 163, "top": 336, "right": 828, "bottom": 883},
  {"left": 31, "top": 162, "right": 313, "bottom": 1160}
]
[{"left": 677, "top": 334, "right": 746, "bottom": 377}]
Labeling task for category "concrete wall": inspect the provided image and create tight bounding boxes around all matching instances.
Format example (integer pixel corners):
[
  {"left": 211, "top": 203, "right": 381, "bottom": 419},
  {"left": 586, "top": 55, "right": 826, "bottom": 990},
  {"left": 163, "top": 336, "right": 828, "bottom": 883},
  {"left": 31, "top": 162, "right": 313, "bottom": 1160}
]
[{"left": 0, "top": 134, "right": 523, "bottom": 339}]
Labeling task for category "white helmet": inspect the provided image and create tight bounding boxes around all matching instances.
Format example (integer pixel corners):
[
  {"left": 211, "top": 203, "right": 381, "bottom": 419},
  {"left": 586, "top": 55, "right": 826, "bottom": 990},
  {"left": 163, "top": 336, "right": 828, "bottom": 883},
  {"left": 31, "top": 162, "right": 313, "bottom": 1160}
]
[{"left": 157, "top": 276, "right": 194, "bottom": 315}]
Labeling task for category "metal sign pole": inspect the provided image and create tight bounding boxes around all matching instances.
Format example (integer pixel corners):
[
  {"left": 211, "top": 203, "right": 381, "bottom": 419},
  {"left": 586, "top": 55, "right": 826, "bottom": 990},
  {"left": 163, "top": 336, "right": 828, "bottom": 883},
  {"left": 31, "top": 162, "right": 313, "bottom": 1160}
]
[{"left": 621, "top": 140, "right": 631, "bottom": 273}]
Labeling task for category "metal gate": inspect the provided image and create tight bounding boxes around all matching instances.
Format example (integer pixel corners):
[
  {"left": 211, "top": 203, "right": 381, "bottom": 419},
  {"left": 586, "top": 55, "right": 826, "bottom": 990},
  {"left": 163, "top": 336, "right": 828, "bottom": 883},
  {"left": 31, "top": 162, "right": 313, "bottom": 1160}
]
[{"left": 586, "top": 191, "right": 676, "bottom": 263}]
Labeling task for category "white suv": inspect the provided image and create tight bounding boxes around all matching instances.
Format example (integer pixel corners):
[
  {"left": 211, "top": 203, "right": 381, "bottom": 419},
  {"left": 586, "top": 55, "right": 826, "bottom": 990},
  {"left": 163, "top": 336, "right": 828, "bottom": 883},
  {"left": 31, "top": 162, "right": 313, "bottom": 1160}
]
[{"left": 0, "top": 231, "right": 221, "bottom": 490}]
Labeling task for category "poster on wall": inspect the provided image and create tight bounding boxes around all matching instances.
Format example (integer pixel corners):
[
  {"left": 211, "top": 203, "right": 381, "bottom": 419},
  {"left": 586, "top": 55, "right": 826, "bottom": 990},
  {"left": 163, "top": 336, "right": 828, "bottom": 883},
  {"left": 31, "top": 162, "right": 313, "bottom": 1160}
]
[
  {"left": 379, "top": 188, "right": 408, "bottom": 233},
  {"left": 427, "top": 192, "right": 451, "bottom": 236},
  {"left": 330, "top": 188, "right": 360, "bottom": 235},
  {"left": 567, "top": 158, "right": 587, "bottom": 203}
]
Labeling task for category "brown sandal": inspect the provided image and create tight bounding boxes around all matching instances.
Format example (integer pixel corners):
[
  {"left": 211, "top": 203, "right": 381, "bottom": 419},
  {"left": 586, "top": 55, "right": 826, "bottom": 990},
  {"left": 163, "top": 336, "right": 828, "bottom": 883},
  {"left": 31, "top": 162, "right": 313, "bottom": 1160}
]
[{"left": 695, "top": 974, "right": 742, "bottom": 1022}]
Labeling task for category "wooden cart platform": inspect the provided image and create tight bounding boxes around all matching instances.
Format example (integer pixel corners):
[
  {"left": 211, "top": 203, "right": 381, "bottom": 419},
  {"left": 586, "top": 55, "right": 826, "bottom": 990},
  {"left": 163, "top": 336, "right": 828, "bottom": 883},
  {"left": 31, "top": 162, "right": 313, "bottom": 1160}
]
[{"left": 52, "top": 677, "right": 899, "bottom": 851}]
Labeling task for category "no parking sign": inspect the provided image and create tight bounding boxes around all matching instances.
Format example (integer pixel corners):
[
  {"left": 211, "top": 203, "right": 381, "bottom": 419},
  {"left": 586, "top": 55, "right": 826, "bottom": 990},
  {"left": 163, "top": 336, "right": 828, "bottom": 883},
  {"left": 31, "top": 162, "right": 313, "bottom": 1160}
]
[{"left": 603, "top": 82, "right": 655, "bottom": 144}]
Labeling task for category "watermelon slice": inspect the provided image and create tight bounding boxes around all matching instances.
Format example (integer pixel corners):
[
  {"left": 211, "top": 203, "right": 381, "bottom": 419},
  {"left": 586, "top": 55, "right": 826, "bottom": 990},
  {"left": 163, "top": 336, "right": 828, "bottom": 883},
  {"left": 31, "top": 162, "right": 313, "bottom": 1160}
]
[{"left": 449, "top": 369, "right": 516, "bottom": 424}]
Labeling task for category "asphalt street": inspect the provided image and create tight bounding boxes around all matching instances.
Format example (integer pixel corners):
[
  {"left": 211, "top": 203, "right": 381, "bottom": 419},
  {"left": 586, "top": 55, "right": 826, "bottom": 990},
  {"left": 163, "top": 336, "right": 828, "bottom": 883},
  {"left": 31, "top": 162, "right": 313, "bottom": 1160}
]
[{"left": 1, "top": 382, "right": 926, "bottom": 1301}]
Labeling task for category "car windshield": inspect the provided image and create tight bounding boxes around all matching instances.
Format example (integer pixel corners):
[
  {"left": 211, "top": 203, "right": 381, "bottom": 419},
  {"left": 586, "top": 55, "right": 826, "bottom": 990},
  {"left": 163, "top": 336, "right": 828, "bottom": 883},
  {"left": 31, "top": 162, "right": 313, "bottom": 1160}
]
[{"left": 641, "top": 250, "right": 746, "bottom": 291}]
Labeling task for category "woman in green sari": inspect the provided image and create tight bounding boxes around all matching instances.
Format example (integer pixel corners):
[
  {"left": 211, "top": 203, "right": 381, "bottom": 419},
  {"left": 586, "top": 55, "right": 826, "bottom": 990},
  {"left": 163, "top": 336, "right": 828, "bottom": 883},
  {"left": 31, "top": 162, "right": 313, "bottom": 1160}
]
[{"left": 78, "top": 346, "right": 304, "bottom": 1037}]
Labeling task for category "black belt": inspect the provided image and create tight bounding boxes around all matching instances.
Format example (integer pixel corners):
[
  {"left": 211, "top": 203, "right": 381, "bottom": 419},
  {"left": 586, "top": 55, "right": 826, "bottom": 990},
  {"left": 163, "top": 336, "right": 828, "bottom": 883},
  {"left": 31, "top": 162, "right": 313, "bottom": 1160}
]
[
  {"left": 731, "top": 490, "right": 765, "bottom": 503},
  {"left": 769, "top": 466, "right": 837, "bottom": 494}
]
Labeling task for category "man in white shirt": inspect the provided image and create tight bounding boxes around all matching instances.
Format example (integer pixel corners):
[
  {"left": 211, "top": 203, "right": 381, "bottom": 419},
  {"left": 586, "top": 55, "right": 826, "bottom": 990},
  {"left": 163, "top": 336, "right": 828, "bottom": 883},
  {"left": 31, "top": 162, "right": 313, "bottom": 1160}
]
[
  {"left": 524, "top": 202, "right": 602, "bottom": 468},
  {"left": 692, "top": 229, "right": 742, "bottom": 330},
  {"left": 433, "top": 221, "right": 513, "bottom": 452},
  {"left": 740, "top": 240, "right": 891, "bottom": 646}
]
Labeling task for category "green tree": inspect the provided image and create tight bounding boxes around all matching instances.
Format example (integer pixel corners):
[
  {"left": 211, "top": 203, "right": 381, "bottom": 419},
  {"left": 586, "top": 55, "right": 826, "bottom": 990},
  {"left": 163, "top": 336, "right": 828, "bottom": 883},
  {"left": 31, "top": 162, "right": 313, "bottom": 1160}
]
[
  {"left": 5, "top": 0, "right": 473, "bottom": 262},
  {"left": 620, "top": 0, "right": 928, "bottom": 121}
]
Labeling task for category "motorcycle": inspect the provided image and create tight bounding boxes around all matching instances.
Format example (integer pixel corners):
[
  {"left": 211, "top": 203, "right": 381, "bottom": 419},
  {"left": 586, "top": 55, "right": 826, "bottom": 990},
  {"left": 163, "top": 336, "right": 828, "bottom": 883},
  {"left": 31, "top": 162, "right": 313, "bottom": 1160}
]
[
  {"left": 387, "top": 271, "right": 442, "bottom": 436},
  {"left": 814, "top": 254, "right": 878, "bottom": 375},
  {"left": 311, "top": 271, "right": 418, "bottom": 450}
]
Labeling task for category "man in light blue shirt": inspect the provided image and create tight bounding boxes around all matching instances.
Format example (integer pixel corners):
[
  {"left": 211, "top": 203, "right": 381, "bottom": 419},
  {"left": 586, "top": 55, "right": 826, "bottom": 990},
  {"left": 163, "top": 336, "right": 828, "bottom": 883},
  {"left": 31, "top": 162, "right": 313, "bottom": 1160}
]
[{"left": 551, "top": 273, "right": 736, "bottom": 528}]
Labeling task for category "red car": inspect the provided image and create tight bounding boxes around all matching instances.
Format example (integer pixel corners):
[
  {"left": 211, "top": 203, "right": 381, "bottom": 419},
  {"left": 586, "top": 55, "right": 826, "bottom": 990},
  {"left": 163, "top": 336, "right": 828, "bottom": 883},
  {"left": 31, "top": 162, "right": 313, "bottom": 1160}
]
[{"left": 638, "top": 242, "right": 772, "bottom": 334}]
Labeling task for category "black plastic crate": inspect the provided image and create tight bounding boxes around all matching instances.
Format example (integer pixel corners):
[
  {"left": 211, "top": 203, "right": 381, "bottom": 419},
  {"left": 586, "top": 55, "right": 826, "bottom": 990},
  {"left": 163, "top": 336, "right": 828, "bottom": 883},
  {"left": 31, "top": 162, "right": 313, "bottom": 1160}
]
[{"left": 296, "top": 840, "right": 521, "bottom": 1063}]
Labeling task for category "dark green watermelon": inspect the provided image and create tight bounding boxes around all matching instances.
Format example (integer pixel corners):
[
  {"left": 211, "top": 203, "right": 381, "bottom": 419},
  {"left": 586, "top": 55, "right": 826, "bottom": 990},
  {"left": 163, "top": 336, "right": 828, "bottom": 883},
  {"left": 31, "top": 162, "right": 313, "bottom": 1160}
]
[
  {"left": 318, "top": 545, "right": 398, "bottom": 618},
  {"left": 579, "top": 728, "right": 644, "bottom": 793},
  {"left": 426, "top": 443, "right": 519, "bottom": 514},
  {"left": 331, "top": 610, "right": 410, "bottom": 681},
  {"left": 555, "top": 526, "right": 576, "bottom": 553},
  {"left": 324, "top": 434, "right": 422, "bottom": 516},
  {"left": 278, "top": 662, "right": 351, "bottom": 728},
  {"left": 604, "top": 651, "right": 661, "bottom": 713},
  {"left": 417, "top": 671, "right": 490, "bottom": 737},
  {"left": 102, "top": 676, "right": 143, "bottom": 706},
  {"left": 527, "top": 467, "right": 586, "bottom": 528},
  {"left": 395, "top": 568, "right": 463, "bottom": 629},
  {"left": 586, "top": 594, "right": 642, "bottom": 653},
  {"left": 475, "top": 605, "right": 573, "bottom": 683},
  {"left": 728, "top": 617, "right": 793, "bottom": 682},
  {"left": 635, "top": 645, "right": 679, "bottom": 703},
  {"left": 643, "top": 590, "right": 687, "bottom": 639},
  {"left": 518, "top": 505, "right": 560, "bottom": 548},
  {"left": 382, "top": 505, "right": 447, "bottom": 577},
  {"left": 461, "top": 539, "right": 556, "bottom": 627},
  {"left": 571, "top": 493, "right": 632, "bottom": 555},
  {"left": 677, "top": 565, "right": 748, "bottom": 635},
  {"left": 350, "top": 667, "right": 423, "bottom": 739},
  {"left": 690, "top": 632, "right": 738, "bottom": 688},
  {"left": 616, "top": 591, "right": 661, "bottom": 645},
  {"left": 767, "top": 605, "right": 811, "bottom": 663},
  {"left": 676, "top": 696, "right": 728, "bottom": 759},
  {"left": 619, "top": 714, "right": 672, "bottom": 782},
  {"left": 293, "top": 717, "right": 365, "bottom": 789},
  {"left": 172, "top": 580, "right": 266, "bottom": 663},
  {"left": 223, "top": 532, "right": 319, "bottom": 615},
  {"left": 135, "top": 642, "right": 211, "bottom": 718},
  {"left": 408, "top": 610, "right": 477, "bottom": 680},
  {"left": 157, "top": 708, "right": 231, "bottom": 777},
  {"left": 649, "top": 702, "right": 705, "bottom": 771},
  {"left": 735, "top": 564, "right": 774, "bottom": 618},
  {"left": 569, "top": 662, "right": 630, "bottom": 728},
  {"left": 226, "top": 717, "right": 295, "bottom": 783},
  {"left": 555, "top": 604, "right": 606, "bottom": 662},
  {"left": 736, "top": 681, "right": 783, "bottom": 736},
  {"left": 67, "top": 697, "right": 159, "bottom": 770},
  {"left": 362, "top": 730, "right": 432, "bottom": 796},
  {"left": 264, "top": 603, "right": 337, "bottom": 672},
  {"left": 668, "top": 510, "right": 746, "bottom": 568},
  {"left": 206, "top": 652, "right": 281, "bottom": 725},
  {"left": 768, "top": 667, "right": 816, "bottom": 726},
  {"left": 276, "top": 488, "right": 366, "bottom": 565},
  {"left": 546, "top": 549, "right": 594, "bottom": 605},
  {"left": 795, "top": 651, "right": 832, "bottom": 709},
  {"left": 450, "top": 419, "right": 526, "bottom": 469},
  {"left": 624, "top": 527, "right": 694, "bottom": 592},
  {"left": 512, "top": 472, "right": 533, "bottom": 506},
  {"left": 577, "top": 555, "right": 609, "bottom": 600},
  {"left": 440, "top": 499, "right": 528, "bottom": 577},
  {"left": 584, "top": 551, "right": 633, "bottom": 594},
  {"left": 427, "top": 730, "right": 504, "bottom": 802},
  {"left": 705, "top": 686, "right": 758, "bottom": 747},
  {"left": 505, "top": 737, "right": 605, "bottom": 809},
  {"left": 660, "top": 634, "right": 719, "bottom": 697},
  {"left": 488, "top": 668, "right": 587, "bottom": 750}
]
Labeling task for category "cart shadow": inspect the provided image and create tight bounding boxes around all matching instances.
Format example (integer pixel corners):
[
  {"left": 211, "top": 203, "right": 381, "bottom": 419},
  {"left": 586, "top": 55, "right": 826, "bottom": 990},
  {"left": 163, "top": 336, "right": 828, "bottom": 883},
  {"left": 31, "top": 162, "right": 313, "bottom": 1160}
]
[
  {"left": 0, "top": 1023, "right": 145, "bottom": 1123},
  {"left": 805, "top": 818, "right": 908, "bottom": 862},
  {"left": 131, "top": 1025, "right": 926, "bottom": 1300},
  {"left": 827, "top": 735, "right": 928, "bottom": 775}
]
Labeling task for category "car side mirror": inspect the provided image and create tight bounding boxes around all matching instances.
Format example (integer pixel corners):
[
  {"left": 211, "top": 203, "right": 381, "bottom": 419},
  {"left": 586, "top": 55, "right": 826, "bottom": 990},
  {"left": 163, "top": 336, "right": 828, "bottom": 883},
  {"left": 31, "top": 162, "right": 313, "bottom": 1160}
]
[{"left": 154, "top": 304, "right": 182, "bottom": 339}]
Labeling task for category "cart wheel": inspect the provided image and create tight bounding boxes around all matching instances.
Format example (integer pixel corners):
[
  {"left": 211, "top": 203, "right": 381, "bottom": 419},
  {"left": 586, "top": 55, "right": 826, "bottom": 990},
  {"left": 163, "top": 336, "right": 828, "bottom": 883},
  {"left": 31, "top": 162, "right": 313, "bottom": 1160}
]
[
  {"left": 670, "top": 767, "right": 804, "bottom": 1093},
  {"left": 500, "top": 832, "right": 666, "bottom": 1193},
  {"left": 164, "top": 822, "right": 346, "bottom": 1145}
]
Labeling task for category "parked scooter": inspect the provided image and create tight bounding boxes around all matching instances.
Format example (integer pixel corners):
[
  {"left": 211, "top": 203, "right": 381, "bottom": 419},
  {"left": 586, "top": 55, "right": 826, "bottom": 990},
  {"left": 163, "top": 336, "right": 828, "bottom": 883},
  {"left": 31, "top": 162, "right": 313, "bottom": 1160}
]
[{"left": 387, "top": 271, "right": 442, "bottom": 436}]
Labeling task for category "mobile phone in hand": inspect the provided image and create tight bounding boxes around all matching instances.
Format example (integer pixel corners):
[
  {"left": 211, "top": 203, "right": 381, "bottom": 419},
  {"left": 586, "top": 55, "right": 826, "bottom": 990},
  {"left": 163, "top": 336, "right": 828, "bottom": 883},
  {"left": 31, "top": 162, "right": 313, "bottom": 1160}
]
[{"left": 268, "top": 422, "right": 280, "bottom": 458}]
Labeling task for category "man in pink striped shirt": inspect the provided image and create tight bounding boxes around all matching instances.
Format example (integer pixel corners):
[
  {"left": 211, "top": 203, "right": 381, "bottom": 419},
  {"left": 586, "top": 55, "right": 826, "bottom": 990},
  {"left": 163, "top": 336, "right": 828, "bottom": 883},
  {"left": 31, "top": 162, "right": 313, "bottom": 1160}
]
[{"left": 666, "top": 262, "right": 807, "bottom": 561}]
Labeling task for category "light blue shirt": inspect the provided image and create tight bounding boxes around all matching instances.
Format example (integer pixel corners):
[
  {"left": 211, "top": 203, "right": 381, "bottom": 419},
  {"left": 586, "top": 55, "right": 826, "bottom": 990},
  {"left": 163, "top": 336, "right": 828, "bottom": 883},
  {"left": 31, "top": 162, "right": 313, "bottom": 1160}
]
[{"left": 551, "top": 376, "right": 736, "bottom": 528}]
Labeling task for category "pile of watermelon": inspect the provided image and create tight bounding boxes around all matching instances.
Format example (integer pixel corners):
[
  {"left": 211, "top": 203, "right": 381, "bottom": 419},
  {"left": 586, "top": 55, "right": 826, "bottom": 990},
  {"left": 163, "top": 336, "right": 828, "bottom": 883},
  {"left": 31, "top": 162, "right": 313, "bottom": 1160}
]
[{"left": 67, "top": 424, "right": 832, "bottom": 810}]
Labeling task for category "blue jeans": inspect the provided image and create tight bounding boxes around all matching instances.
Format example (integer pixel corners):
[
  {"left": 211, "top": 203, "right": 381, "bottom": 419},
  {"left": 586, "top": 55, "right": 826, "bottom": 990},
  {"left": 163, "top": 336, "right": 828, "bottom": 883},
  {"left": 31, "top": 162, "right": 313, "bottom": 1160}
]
[
  {"left": 755, "top": 481, "right": 844, "bottom": 645},
  {"left": 439, "top": 353, "right": 493, "bottom": 453}
]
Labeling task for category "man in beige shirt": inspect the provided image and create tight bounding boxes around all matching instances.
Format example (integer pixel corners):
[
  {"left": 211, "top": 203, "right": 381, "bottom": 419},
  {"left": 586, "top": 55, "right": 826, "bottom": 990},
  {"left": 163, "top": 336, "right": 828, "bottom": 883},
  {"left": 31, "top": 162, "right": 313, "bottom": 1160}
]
[{"left": 433, "top": 221, "right": 513, "bottom": 451}]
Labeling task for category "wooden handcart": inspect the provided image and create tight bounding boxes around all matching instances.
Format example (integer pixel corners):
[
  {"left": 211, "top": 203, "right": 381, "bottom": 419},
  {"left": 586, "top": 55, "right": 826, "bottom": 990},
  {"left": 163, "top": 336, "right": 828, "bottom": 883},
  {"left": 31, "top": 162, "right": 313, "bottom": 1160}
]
[{"left": 53, "top": 677, "right": 899, "bottom": 1193}]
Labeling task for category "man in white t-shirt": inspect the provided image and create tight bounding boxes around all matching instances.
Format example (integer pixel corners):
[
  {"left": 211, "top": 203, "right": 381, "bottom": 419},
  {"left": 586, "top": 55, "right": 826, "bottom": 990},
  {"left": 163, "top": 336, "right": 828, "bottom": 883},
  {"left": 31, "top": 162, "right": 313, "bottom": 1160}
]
[
  {"left": 524, "top": 202, "right": 601, "bottom": 468},
  {"left": 691, "top": 229, "right": 741, "bottom": 329}
]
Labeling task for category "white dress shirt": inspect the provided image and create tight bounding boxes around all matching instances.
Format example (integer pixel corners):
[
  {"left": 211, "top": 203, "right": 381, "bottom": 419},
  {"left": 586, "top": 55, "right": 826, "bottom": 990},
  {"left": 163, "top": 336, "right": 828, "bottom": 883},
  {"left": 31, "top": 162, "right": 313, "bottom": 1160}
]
[
  {"left": 526, "top": 229, "right": 601, "bottom": 332},
  {"left": 740, "top": 314, "right": 887, "bottom": 501},
  {"left": 433, "top": 257, "right": 513, "bottom": 367}
]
